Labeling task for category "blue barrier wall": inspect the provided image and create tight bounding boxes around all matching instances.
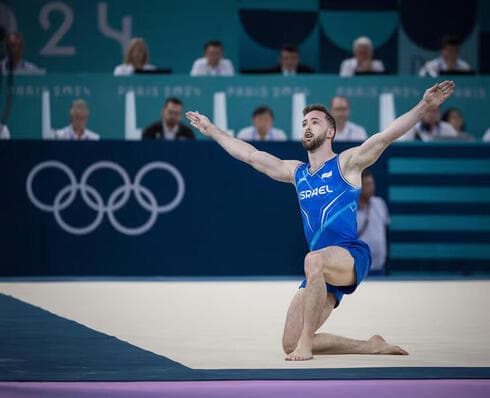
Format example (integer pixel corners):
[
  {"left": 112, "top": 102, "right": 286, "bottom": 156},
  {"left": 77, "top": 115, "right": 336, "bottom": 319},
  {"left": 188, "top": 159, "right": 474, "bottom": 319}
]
[{"left": 0, "top": 141, "right": 488, "bottom": 276}]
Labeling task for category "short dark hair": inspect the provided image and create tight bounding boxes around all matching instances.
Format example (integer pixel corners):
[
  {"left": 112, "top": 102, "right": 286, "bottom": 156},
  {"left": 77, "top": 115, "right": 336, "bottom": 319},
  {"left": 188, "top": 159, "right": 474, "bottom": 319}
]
[
  {"left": 252, "top": 106, "right": 273, "bottom": 119},
  {"left": 441, "top": 35, "right": 461, "bottom": 48},
  {"left": 164, "top": 97, "right": 183, "bottom": 107},
  {"left": 302, "top": 104, "right": 336, "bottom": 138},
  {"left": 442, "top": 107, "right": 465, "bottom": 131},
  {"left": 204, "top": 40, "right": 223, "bottom": 51},
  {"left": 281, "top": 43, "right": 299, "bottom": 54}
]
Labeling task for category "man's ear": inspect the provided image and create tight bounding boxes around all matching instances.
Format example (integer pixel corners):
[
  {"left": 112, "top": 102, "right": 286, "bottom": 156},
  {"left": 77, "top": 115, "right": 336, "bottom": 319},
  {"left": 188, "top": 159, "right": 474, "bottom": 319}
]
[{"left": 327, "top": 127, "right": 335, "bottom": 138}]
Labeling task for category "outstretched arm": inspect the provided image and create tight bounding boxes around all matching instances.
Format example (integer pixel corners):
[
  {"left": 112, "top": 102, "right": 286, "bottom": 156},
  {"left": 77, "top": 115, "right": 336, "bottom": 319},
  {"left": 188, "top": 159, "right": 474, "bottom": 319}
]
[
  {"left": 186, "top": 111, "right": 299, "bottom": 183},
  {"left": 342, "top": 80, "right": 455, "bottom": 173}
]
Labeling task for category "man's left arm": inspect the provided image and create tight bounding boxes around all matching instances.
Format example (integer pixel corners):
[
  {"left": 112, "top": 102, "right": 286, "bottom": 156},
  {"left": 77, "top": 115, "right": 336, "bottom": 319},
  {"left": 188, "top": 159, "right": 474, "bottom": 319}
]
[{"left": 343, "top": 80, "right": 455, "bottom": 171}]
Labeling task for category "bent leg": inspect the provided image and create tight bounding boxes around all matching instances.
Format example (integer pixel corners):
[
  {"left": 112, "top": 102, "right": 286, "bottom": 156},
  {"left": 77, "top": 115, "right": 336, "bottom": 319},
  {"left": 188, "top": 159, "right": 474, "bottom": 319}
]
[
  {"left": 282, "top": 289, "right": 336, "bottom": 354},
  {"left": 285, "top": 246, "right": 354, "bottom": 361},
  {"left": 313, "top": 334, "right": 408, "bottom": 355},
  {"left": 283, "top": 288, "right": 408, "bottom": 358}
]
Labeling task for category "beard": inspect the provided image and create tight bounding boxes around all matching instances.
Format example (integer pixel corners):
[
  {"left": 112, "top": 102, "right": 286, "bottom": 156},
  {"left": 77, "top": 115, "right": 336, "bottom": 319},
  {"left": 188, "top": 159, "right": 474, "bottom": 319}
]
[{"left": 302, "top": 131, "right": 328, "bottom": 151}]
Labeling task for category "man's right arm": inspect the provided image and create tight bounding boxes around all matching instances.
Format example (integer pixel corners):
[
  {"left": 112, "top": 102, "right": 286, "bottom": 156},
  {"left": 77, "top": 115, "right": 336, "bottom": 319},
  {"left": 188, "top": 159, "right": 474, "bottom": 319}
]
[{"left": 186, "top": 111, "right": 299, "bottom": 183}]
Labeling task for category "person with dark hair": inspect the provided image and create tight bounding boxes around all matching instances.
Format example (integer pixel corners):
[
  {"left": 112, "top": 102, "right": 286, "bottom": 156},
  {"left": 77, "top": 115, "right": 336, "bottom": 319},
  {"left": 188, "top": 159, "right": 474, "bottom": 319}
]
[
  {"left": 256, "top": 44, "right": 314, "bottom": 75},
  {"left": 1, "top": 32, "right": 44, "bottom": 74},
  {"left": 399, "top": 105, "right": 458, "bottom": 141},
  {"left": 419, "top": 35, "right": 471, "bottom": 77},
  {"left": 190, "top": 41, "right": 234, "bottom": 76},
  {"left": 187, "top": 79, "right": 455, "bottom": 361},
  {"left": 441, "top": 108, "right": 474, "bottom": 140},
  {"left": 237, "top": 106, "right": 287, "bottom": 141},
  {"left": 357, "top": 170, "right": 389, "bottom": 275},
  {"left": 142, "top": 98, "right": 195, "bottom": 140}
]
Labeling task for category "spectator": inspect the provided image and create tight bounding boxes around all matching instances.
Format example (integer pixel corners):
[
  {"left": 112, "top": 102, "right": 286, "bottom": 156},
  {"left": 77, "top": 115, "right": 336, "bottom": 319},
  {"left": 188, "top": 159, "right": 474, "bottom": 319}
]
[
  {"left": 400, "top": 105, "right": 457, "bottom": 141},
  {"left": 441, "top": 108, "right": 475, "bottom": 141},
  {"left": 1, "top": 32, "right": 44, "bottom": 75},
  {"left": 357, "top": 169, "right": 389, "bottom": 275},
  {"left": 114, "top": 38, "right": 155, "bottom": 76},
  {"left": 237, "top": 106, "right": 287, "bottom": 141},
  {"left": 419, "top": 35, "right": 472, "bottom": 77},
  {"left": 0, "top": 124, "right": 10, "bottom": 139},
  {"left": 55, "top": 99, "right": 100, "bottom": 140},
  {"left": 266, "top": 44, "right": 314, "bottom": 75},
  {"left": 339, "top": 36, "right": 385, "bottom": 77},
  {"left": 190, "top": 41, "right": 234, "bottom": 76},
  {"left": 329, "top": 96, "right": 367, "bottom": 141},
  {"left": 142, "top": 97, "right": 195, "bottom": 140}
]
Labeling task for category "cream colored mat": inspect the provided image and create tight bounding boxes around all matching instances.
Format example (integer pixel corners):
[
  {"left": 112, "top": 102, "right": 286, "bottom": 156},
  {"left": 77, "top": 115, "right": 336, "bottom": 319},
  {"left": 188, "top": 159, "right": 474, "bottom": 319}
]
[{"left": 0, "top": 280, "right": 489, "bottom": 369}]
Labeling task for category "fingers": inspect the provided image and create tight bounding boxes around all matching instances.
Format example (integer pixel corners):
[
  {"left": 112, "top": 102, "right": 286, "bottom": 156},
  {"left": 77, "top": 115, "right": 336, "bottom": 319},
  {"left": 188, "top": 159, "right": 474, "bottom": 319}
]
[
  {"left": 185, "top": 111, "right": 201, "bottom": 123},
  {"left": 438, "top": 80, "right": 455, "bottom": 99}
]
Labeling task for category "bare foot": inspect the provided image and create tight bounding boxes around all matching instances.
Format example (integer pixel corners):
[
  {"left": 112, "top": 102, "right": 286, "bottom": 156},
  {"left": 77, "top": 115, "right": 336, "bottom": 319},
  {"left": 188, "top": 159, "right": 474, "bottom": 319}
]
[
  {"left": 368, "top": 335, "right": 409, "bottom": 355},
  {"left": 285, "top": 345, "right": 313, "bottom": 361}
]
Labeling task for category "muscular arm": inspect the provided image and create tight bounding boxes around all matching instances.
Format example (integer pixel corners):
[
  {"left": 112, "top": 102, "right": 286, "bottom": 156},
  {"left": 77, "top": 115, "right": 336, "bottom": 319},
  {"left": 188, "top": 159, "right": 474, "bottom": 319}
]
[
  {"left": 340, "top": 81, "right": 455, "bottom": 180},
  {"left": 186, "top": 111, "right": 299, "bottom": 183}
]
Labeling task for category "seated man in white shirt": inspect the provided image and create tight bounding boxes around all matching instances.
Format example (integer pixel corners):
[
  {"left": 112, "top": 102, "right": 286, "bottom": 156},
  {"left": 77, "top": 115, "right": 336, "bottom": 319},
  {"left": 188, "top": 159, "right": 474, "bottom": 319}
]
[
  {"left": 237, "top": 106, "right": 287, "bottom": 141},
  {"left": 357, "top": 170, "right": 389, "bottom": 275},
  {"left": 329, "top": 96, "right": 367, "bottom": 141},
  {"left": 190, "top": 41, "right": 234, "bottom": 76},
  {"left": 1, "top": 32, "right": 44, "bottom": 75},
  {"left": 400, "top": 105, "right": 458, "bottom": 141},
  {"left": 419, "top": 35, "right": 472, "bottom": 77},
  {"left": 55, "top": 99, "right": 100, "bottom": 141},
  {"left": 339, "top": 36, "right": 385, "bottom": 77},
  {"left": 0, "top": 124, "right": 10, "bottom": 139}
]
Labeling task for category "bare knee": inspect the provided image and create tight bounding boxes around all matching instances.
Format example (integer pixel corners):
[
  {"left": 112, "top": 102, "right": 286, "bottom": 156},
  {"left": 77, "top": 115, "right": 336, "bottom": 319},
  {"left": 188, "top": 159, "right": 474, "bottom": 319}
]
[{"left": 304, "top": 252, "right": 325, "bottom": 280}]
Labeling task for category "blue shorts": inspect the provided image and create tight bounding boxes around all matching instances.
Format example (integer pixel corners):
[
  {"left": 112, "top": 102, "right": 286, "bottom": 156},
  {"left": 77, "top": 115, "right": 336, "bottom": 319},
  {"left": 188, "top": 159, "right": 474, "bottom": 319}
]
[{"left": 299, "top": 242, "right": 372, "bottom": 308}]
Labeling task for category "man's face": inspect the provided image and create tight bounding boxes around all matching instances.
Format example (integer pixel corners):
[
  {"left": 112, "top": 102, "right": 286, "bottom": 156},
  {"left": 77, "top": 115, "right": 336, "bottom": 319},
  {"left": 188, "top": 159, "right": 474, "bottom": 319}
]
[
  {"left": 205, "top": 45, "right": 223, "bottom": 67},
  {"left": 162, "top": 102, "right": 183, "bottom": 127},
  {"left": 253, "top": 112, "right": 273, "bottom": 135},
  {"left": 280, "top": 50, "right": 299, "bottom": 72},
  {"left": 6, "top": 34, "right": 23, "bottom": 61},
  {"left": 361, "top": 174, "right": 375, "bottom": 200},
  {"left": 354, "top": 43, "right": 372, "bottom": 62},
  {"left": 422, "top": 106, "right": 440, "bottom": 125},
  {"left": 441, "top": 44, "right": 459, "bottom": 66},
  {"left": 302, "top": 110, "right": 331, "bottom": 151},
  {"left": 70, "top": 109, "right": 89, "bottom": 131},
  {"left": 330, "top": 97, "right": 350, "bottom": 125}
]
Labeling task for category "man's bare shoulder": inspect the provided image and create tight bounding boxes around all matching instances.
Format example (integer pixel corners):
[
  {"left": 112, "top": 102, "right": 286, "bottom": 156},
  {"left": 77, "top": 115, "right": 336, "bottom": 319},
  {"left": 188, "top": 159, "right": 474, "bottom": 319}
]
[{"left": 338, "top": 146, "right": 362, "bottom": 187}]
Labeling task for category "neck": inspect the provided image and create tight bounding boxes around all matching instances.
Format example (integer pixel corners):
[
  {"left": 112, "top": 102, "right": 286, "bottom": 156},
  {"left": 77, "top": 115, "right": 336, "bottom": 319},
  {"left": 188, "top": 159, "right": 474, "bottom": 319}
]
[
  {"left": 307, "top": 141, "right": 335, "bottom": 171},
  {"left": 257, "top": 129, "right": 267, "bottom": 139},
  {"left": 72, "top": 126, "right": 84, "bottom": 137}
]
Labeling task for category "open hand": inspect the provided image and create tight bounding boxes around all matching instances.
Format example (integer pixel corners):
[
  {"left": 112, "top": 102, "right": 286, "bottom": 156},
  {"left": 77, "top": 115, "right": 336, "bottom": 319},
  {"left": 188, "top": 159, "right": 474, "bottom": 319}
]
[
  {"left": 186, "top": 111, "right": 213, "bottom": 136},
  {"left": 423, "top": 80, "right": 455, "bottom": 107}
]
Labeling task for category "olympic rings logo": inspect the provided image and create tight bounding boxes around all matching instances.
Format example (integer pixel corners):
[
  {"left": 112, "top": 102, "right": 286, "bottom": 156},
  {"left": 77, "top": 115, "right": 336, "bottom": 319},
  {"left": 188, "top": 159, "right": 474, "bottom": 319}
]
[{"left": 26, "top": 160, "right": 185, "bottom": 236}]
